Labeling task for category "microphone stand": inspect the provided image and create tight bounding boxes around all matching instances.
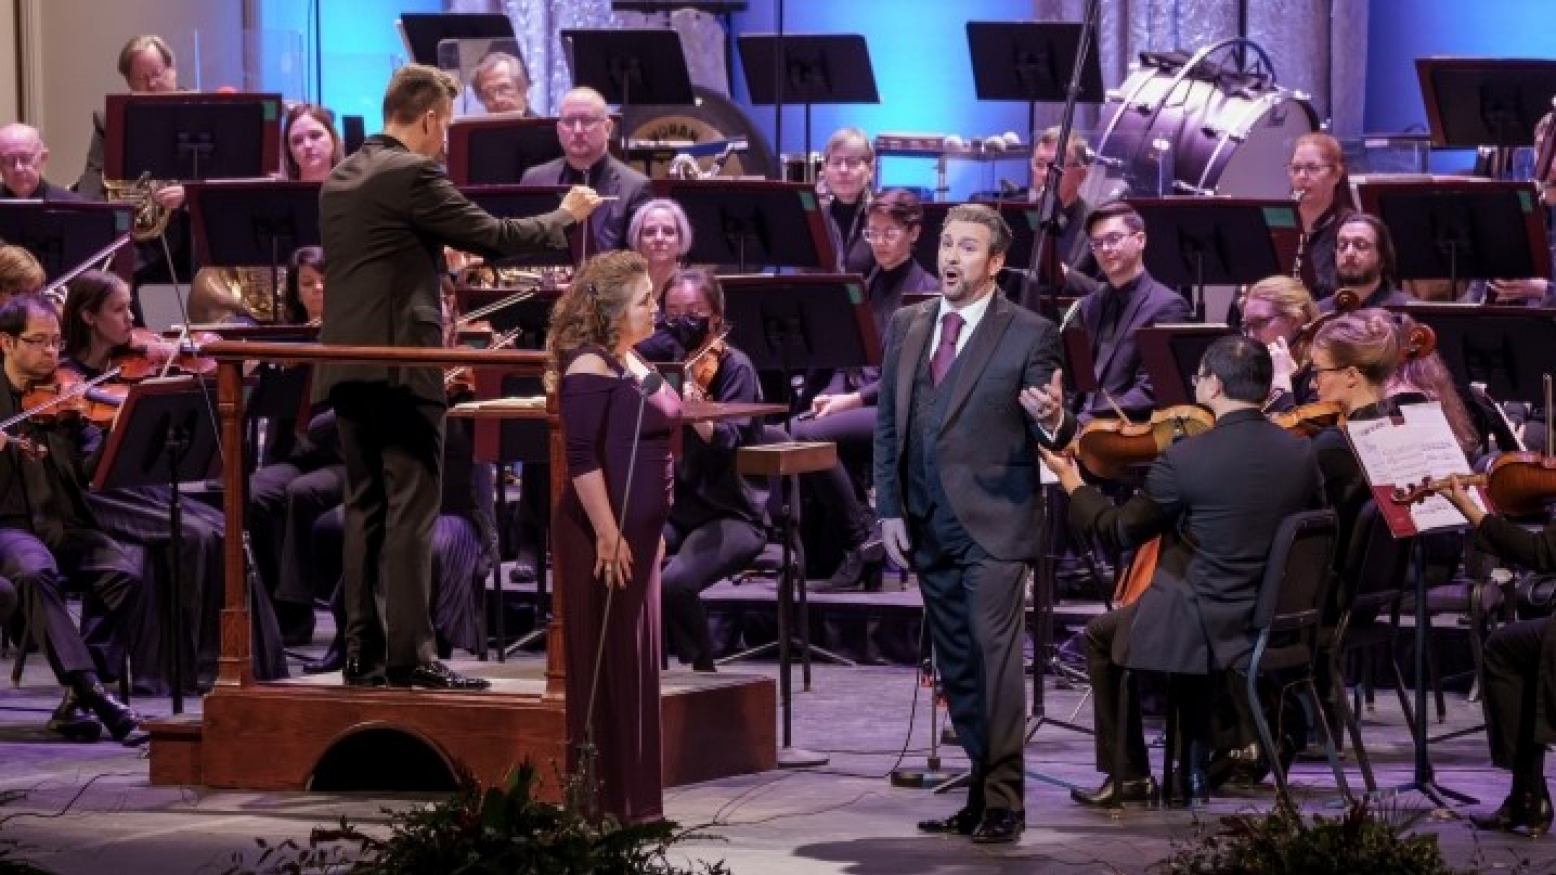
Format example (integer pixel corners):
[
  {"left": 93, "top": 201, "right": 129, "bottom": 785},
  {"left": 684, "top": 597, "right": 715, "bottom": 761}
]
[{"left": 570, "top": 370, "right": 663, "bottom": 820}]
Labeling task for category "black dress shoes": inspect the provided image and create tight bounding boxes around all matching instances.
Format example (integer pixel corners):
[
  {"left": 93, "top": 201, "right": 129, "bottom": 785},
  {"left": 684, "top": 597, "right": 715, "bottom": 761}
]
[
  {"left": 47, "top": 689, "right": 103, "bottom": 743},
  {"left": 386, "top": 661, "right": 492, "bottom": 690},
  {"left": 73, "top": 678, "right": 147, "bottom": 746},
  {"left": 1471, "top": 789, "right": 1554, "bottom": 837},
  {"left": 970, "top": 808, "right": 1025, "bottom": 844},
  {"left": 916, "top": 805, "right": 982, "bottom": 836},
  {"left": 342, "top": 656, "right": 387, "bottom": 688},
  {"left": 1071, "top": 775, "right": 1159, "bottom": 809},
  {"left": 1166, "top": 769, "right": 1210, "bottom": 809},
  {"left": 813, "top": 540, "right": 885, "bottom": 593}
]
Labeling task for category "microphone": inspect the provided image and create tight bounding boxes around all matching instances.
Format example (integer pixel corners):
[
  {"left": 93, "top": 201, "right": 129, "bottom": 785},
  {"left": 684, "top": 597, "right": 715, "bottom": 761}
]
[{"left": 634, "top": 372, "right": 665, "bottom": 396}]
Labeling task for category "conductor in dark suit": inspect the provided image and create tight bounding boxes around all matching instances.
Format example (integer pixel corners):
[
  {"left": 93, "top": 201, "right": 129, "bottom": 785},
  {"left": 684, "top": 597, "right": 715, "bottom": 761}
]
[
  {"left": 519, "top": 86, "right": 652, "bottom": 256},
  {"left": 1041, "top": 335, "right": 1323, "bottom": 809},
  {"left": 316, "top": 64, "right": 601, "bottom": 690},
  {"left": 1072, "top": 201, "right": 1192, "bottom": 419},
  {"left": 876, "top": 203, "right": 1076, "bottom": 843}
]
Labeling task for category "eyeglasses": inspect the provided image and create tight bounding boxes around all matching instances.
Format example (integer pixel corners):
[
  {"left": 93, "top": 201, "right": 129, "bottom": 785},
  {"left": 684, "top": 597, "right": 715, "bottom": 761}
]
[
  {"left": 0, "top": 152, "right": 41, "bottom": 170},
  {"left": 862, "top": 228, "right": 905, "bottom": 243},
  {"left": 1286, "top": 163, "right": 1334, "bottom": 176},
  {"left": 12, "top": 334, "right": 63, "bottom": 350},
  {"left": 558, "top": 115, "right": 606, "bottom": 131},
  {"left": 1087, "top": 231, "right": 1138, "bottom": 252},
  {"left": 825, "top": 156, "right": 869, "bottom": 171},
  {"left": 1189, "top": 373, "right": 1208, "bottom": 388},
  {"left": 1241, "top": 315, "right": 1281, "bottom": 333}
]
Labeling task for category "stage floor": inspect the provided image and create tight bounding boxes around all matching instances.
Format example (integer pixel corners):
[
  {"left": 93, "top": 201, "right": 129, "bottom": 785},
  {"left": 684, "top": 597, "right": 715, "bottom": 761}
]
[{"left": 2, "top": 644, "right": 1553, "bottom": 874}]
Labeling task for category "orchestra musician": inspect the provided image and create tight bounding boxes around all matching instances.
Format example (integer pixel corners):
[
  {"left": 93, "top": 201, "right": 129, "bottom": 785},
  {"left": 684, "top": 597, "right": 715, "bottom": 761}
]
[
  {"left": 628, "top": 198, "right": 693, "bottom": 295},
  {"left": 470, "top": 52, "right": 534, "bottom": 117},
  {"left": 1017, "top": 125, "right": 1105, "bottom": 307},
  {"left": 281, "top": 104, "right": 344, "bottom": 183},
  {"left": 655, "top": 268, "right": 766, "bottom": 671},
  {"left": 1241, "top": 275, "right": 1321, "bottom": 411},
  {"left": 1287, "top": 133, "right": 1353, "bottom": 304},
  {"left": 1042, "top": 334, "right": 1324, "bottom": 810},
  {"left": 0, "top": 123, "right": 84, "bottom": 202},
  {"left": 1462, "top": 110, "right": 1556, "bottom": 307},
  {"left": 876, "top": 204, "right": 1074, "bottom": 844},
  {"left": 76, "top": 34, "right": 184, "bottom": 209},
  {"left": 548, "top": 250, "right": 681, "bottom": 824},
  {"left": 0, "top": 245, "right": 46, "bottom": 303},
  {"left": 1318, "top": 214, "right": 1412, "bottom": 313},
  {"left": 818, "top": 127, "right": 876, "bottom": 276},
  {"left": 0, "top": 293, "right": 147, "bottom": 743},
  {"left": 797, "top": 188, "right": 938, "bottom": 592},
  {"left": 1071, "top": 201, "right": 1193, "bottom": 420},
  {"left": 520, "top": 86, "right": 651, "bottom": 256},
  {"left": 315, "top": 64, "right": 599, "bottom": 691}
]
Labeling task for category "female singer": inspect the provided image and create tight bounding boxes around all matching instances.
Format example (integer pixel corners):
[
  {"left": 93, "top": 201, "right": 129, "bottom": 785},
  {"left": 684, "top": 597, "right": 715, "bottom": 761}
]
[
  {"left": 1241, "top": 275, "right": 1320, "bottom": 411},
  {"left": 798, "top": 188, "right": 938, "bottom": 591},
  {"left": 282, "top": 103, "right": 345, "bottom": 183},
  {"left": 547, "top": 250, "right": 680, "bottom": 823},
  {"left": 627, "top": 198, "right": 693, "bottom": 295},
  {"left": 60, "top": 270, "right": 286, "bottom": 687},
  {"left": 1439, "top": 480, "right": 1556, "bottom": 836},
  {"left": 658, "top": 268, "right": 765, "bottom": 671},
  {"left": 1287, "top": 133, "right": 1353, "bottom": 303},
  {"left": 820, "top": 126, "right": 877, "bottom": 275}
]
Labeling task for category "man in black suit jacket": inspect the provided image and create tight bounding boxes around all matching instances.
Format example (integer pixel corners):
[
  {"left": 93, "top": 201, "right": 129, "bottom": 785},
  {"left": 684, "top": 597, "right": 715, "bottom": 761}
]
[
  {"left": 876, "top": 204, "right": 1075, "bottom": 843},
  {"left": 1042, "top": 335, "right": 1323, "bottom": 809},
  {"left": 519, "top": 86, "right": 652, "bottom": 256},
  {"left": 316, "top": 64, "right": 600, "bottom": 691},
  {"left": 0, "top": 124, "right": 84, "bottom": 202},
  {"left": 1072, "top": 201, "right": 1192, "bottom": 419}
]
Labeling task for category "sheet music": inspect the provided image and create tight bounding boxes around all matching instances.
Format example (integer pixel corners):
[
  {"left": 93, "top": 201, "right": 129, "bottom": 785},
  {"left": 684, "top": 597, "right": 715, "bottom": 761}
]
[{"left": 1346, "top": 402, "right": 1484, "bottom": 532}]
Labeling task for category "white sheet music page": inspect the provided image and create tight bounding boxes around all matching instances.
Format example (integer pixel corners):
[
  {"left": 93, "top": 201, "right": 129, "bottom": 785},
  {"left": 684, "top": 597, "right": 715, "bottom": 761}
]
[{"left": 1346, "top": 401, "right": 1484, "bottom": 533}]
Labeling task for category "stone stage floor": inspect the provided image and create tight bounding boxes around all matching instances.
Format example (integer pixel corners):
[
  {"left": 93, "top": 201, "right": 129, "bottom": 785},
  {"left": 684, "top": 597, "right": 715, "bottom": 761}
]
[{"left": 2, "top": 651, "right": 1554, "bottom": 874}]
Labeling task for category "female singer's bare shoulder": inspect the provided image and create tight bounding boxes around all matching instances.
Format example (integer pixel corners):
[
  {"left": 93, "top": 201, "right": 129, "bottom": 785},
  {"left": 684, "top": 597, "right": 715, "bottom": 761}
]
[{"left": 563, "top": 348, "right": 619, "bottom": 378}]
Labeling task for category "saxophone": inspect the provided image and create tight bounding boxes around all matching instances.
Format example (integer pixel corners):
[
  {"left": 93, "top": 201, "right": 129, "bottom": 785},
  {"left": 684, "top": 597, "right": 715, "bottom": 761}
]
[{"left": 102, "top": 172, "right": 176, "bottom": 242}]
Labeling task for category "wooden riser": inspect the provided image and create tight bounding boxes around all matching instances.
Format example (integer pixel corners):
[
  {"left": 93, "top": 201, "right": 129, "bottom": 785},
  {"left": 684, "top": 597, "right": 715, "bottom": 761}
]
[{"left": 148, "top": 675, "right": 776, "bottom": 798}]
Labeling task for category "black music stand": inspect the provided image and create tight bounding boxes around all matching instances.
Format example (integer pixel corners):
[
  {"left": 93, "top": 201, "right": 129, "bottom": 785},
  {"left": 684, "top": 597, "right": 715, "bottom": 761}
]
[
  {"left": 187, "top": 181, "right": 321, "bottom": 324},
  {"left": 1128, "top": 198, "right": 1286, "bottom": 322},
  {"left": 1363, "top": 182, "right": 1548, "bottom": 294},
  {"left": 1384, "top": 304, "right": 1556, "bottom": 407},
  {"left": 397, "top": 12, "right": 515, "bottom": 66},
  {"left": 966, "top": 22, "right": 1104, "bottom": 159},
  {"left": 105, "top": 93, "right": 283, "bottom": 183},
  {"left": 561, "top": 29, "right": 695, "bottom": 156},
  {"left": 653, "top": 179, "right": 835, "bottom": 272},
  {"left": 739, "top": 35, "right": 879, "bottom": 183},
  {"left": 1415, "top": 58, "right": 1556, "bottom": 149},
  {"left": 448, "top": 117, "right": 565, "bottom": 185},
  {"left": 1136, "top": 324, "right": 1236, "bottom": 407},
  {"left": 460, "top": 185, "right": 581, "bottom": 267},
  {"left": 92, "top": 377, "right": 221, "bottom": 715},
  {"left": 0, "top": 201, "right": 136, "bottom": 284}
]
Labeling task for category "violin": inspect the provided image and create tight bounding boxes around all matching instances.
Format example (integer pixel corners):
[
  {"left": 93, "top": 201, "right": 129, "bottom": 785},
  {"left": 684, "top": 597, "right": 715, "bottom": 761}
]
[
  {"left": 112, "top": 327, "right": 219, "bottom": 381},
  {"left": 0, "top": 368, "right": 126, "bottom": 458},
  {"left": 1269, "top": 400, "right": 1345, "bottom": 437},
  {"left": 1285, "top": 287, "right": 1361, "bottom": 352},
  {"left": 684, "top": 327, "right": 731, "bottom": 396},
  {"left": 1073, "top": 404, "right": 1215, "bottom": 482}
]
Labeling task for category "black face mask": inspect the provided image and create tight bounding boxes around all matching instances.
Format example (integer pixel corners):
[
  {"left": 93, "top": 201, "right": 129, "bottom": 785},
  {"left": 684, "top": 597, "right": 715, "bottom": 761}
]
[{"left": 656, "top": 313, "right": 711, "bottom": 351}]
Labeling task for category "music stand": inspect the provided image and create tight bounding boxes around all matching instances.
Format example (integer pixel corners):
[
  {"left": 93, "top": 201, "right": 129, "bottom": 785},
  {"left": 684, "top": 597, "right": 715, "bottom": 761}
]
[
  {"left": 966, "top": 22, "right": 1104, "bottom": 157},
  {"left": 186, "top": 180, "right": 321, "bottom": 323},
  {"left": 105, "top": 93, "right": 283, "bottom": 183},
  {"left": 459, "top": 185, "right": 581, "bottom": 266},
  {"left": 448, "top": 116, "right": 565, "bottom": 185},
  {"left": 1127, "top": 198, "right": 1289, "bottom": 321},
  {"left": 0, "top": 201, "right": 136, "bottom": 285},
  {"left": 720, "top": 273, "right": 879, "bottom": 394},
  {"left": 1356, "top": 180, "right": 1549, "bottom": 293},
  {"left": 561, "top": 29, "right": 695, "bottom": 155},
  {"left": 652, "top": 179, "right": 835, "bottom": 272},
  {"left": 1136, "top": 324, "right": 1237, "bottom": 406},
  {"left": 397, "top": 12, "right": 515, "bottom": 66},
  {"left": 1415, "top": 58, "right": 1556, "bottom": 149},
  {"left": 739, "top": 34, "right": 879, "bottom": 181},
  {"left": 1383, "top": 303, "right": 1556, "bottom": 407},
  {"left": 92, "top": 376, "right": 221, "bottom": 715}
]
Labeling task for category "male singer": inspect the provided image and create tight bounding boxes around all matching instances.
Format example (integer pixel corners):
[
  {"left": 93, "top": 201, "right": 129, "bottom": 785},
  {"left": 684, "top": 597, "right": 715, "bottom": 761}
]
[
  {"left": 316, "top": 64, "right": 599, "bottom": 690},
  {"left": 875, "top": 203, "right": 1074, "bottom": 843}
]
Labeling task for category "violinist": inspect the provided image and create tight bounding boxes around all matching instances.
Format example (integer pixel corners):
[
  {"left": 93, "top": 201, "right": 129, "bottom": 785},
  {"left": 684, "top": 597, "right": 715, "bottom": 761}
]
[
  {"left": 628, "top": 198, "right": 692, "bottom": 295},
  {"left": 1040, "top": 334, "right": 1323, "bottom": 810},
  {"left": 60, "top": 270, "right": 279, "bottom": 689},
  {"left": 1286, "top": 133, "right": 1353, "bottom": 304},
  {"left": 796, "top": 189, "right": 938, "bottom": 592},
  {"left": 653, "top": 268, "right": 766, "bottom": 671},
  {"left": 1436, "top": 477, "right": 1556, "bottom": 837},
  {"left": 1241, "top": 275, "right": 1320, "bottom": 412},
  {"left": 0, "top": 244, "right": 46, "bottom": 303},
  {"left": 1318, "top": 214, "right": 1412, "bottom": 313},
  {"left": 0, "top": 293, "right": 147, "bottom": 743}
]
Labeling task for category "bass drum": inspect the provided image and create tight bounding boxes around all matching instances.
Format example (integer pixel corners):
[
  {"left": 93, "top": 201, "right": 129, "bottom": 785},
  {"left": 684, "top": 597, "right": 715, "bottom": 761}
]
[
  {"left": 623, "top": 85, "right": 776, "bottom": 180},
  {"left": 1090, "top": 50, "right": 1317, "bottom": 200}
]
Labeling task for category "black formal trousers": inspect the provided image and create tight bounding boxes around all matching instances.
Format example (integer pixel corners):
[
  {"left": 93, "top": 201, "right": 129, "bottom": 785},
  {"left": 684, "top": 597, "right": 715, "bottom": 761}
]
[
  {"left": 661, "top": 516, "right": 766, "bottom": 667},
  {"left": 791, "top": 407, "right": 875, "bottom": 549},
  {"left": 910, "top": 502, "right": 1029, "bottom": 813},
  {"left": 1085, "top": 605, "right": 1212, "bottom": 780},
  {"left": 0, "top": 527, "right": 141, "bottom": 682},
  {"left": 333, "top": 385, "right": 445, "bottom": 669},
  {"left": 1482, "top": 617, "right": 1548, "bottom": 782},
  {"left": 249, "top": 461, "right": 347, "bottom": 607}
]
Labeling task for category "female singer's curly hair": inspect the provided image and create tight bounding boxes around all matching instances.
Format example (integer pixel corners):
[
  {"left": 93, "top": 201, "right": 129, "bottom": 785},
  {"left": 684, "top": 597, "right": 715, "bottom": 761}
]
[
  {"left": 545, "top": 250, "right": 649, "bottom": 391},
  {"left": 1311, "top": 307, "right": 1400, "bottom": 387},
  {"left": 61, "top": 270, "right": 128, "bottom": 361},
  {"left": 1389, "top": 312, "right": 1480, "bottom": 457}
]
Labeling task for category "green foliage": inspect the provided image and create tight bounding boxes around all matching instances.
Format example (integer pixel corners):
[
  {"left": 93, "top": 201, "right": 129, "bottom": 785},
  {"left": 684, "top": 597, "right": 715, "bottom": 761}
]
[
  {"left": 1155, "top": 798, "right": 1461, "bottom": 875},
  {"left": 222, "top": 762, "right": 729, "bottom": 875}
]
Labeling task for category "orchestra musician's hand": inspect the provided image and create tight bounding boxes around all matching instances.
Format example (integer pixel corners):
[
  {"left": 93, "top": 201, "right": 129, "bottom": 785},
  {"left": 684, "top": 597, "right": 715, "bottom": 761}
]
[
  {"left": 1018, "top": 368, "right": 1067, "bottom": 433},
  {"left": 1268, "top": 336, "right": 1297, "bottom": 396},
  {"left": 153, "top": 184, "right": 186, "bottom": 211},
  {"left": 1488, "top": 278, "right": 1550, "bottom": 304},
  {"left": 594, "top": 527, "right": 634, "bottom": 589},
  {"left": 561, "top": 186, "right": 606, "bottom": 223},
  {"left": 1037, "top": 445, "right": 1084, "bottom": 495},
  {"left": 811, "top": 391, "right": 862, "bottom": 419},
  {"left": 1443, "top": 475, "right": 1488, "bottom": 528},
  {"left": 881, "top": 518, "right": 912, "bottom": 570}
]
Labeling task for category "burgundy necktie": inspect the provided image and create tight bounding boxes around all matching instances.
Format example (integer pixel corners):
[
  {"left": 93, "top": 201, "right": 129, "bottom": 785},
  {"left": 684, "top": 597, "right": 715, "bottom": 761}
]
[{"left": 930, "top": 311, "right": 964, "bottom": 387}]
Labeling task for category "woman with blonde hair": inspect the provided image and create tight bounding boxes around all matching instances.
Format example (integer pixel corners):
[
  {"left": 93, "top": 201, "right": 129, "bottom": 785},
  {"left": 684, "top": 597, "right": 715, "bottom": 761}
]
[
  {"left": 1240, "top": 274, "right": 1320, "bottom": 409},
  {"left": 546, "top": 249, "right": 680, "bottom": 824}
]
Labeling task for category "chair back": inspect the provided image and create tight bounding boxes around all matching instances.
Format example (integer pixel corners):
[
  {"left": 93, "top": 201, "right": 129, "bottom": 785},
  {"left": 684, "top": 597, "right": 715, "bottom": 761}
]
[
  {"left": 1252, "top": 509, "right": 1340, "bottom": 639},
  {"left": 1337, "top": 500, "right": 1413, "bottom": 619}
]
